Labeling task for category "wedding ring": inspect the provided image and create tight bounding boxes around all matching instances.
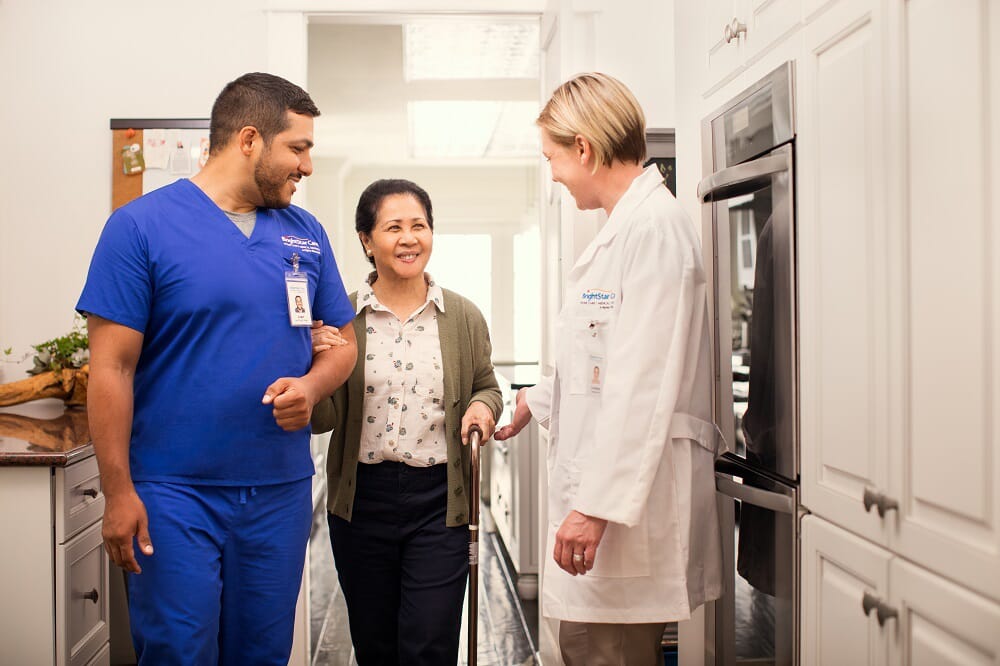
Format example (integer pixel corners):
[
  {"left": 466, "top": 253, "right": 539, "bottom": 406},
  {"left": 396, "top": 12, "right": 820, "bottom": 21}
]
[{"left": 572, "top": 553, "right": 583, "bottom": 562}]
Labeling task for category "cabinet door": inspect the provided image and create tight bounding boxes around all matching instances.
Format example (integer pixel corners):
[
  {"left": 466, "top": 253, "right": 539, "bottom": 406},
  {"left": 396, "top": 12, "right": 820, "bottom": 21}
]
[
  {"left": 888, "top": 558, "right": 1000, "bottom": 665},
  {"left": 884, "top": 0, "right": 1000, "bottom": 603},
  {"left": 798, "top": 0, "right": 890, "bottom": 546},
  {"left": 743, "top": 0, "right": 803, "bottom": 66},
  {"left": 703, "top": 0, "right": 746, "bottom": 94},
  {"left": 801, "top": 515, "right": 891, "bottom": 666},
  {"left": 57, "top": 520, "right": 110, "bottom": 666}
]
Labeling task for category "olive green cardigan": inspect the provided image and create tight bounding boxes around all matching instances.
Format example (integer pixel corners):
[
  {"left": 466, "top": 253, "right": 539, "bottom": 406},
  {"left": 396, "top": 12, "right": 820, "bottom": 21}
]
[{"left": 312, "top": 288, "right": 502, "bottom": 527}]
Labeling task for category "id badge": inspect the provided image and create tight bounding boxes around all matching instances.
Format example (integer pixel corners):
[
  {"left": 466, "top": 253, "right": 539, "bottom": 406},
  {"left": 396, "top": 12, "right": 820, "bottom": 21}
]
[
  {"left": 285, "top": 253, "right": 312, "bottom": 327},
  {"left": 589, "top": 354, "right": 605, "bottom": 394}
]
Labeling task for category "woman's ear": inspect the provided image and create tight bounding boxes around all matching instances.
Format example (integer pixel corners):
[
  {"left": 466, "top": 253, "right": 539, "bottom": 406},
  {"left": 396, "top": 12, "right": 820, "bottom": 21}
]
[
  {"left": 574, "top": 134, "right": 592, "bottom": 166},
  {"left": 358, "top": 232, "right": 372, "bottom": 257}
]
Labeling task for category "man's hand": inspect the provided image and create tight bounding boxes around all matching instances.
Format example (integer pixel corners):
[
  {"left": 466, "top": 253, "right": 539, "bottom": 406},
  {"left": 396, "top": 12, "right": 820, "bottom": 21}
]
[
  {"left": 262, "top": 377, "right": 317, "bottom": 431},
  {"left": 494, "top": 387, "right": 531, "bottom": 441},
  {"left": 553, "top": 510, "right": 608, "bottom": 576},
  {"left": 102, "top": 489, "right": 153, "bottom": 574}
]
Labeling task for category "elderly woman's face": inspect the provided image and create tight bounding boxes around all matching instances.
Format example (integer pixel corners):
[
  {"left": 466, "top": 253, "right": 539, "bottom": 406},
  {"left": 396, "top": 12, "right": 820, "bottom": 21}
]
[
  {"left": 541, "top": 129, "right": 598, "bottom": 210},
  {"left": 362, "top": 193, "right": 433, "bottom": 282}
]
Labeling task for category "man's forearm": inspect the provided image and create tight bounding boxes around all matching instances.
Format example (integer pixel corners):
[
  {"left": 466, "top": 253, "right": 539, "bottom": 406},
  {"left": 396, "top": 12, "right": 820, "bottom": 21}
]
[
  {"left": 88, "top": 364, "right": 136, "bottom": 497},
  {"left": 302, "top": 338, "right": 357, "bottom": 404}
]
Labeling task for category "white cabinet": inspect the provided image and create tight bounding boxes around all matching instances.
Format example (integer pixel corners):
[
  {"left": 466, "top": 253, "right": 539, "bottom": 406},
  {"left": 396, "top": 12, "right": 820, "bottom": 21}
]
[
  {"left": 801, "top": 515, "right": 890, "bottom": 666},
  {"left": 0, "top": 454, "right": 110, "bottom": 666},
  {"left": 800, "top": 0, "right": 1000, "bottom": 604},
  {"left": 490, "top": 372, "right": 540, "bottom": 600},
  {"left": 798, "top": 0, "right": 891, "bottom": 548},
  {"left": 888, "top": 558, "right": 1000, "bottom": 665},
  {"left": 701, "top": 0, "right": 805, "bottom": 94},
  {"left": 881, "top": 0, "right": 1000, "bottom": 605},
  {"left": 802, "top": 515, "right": 1000, "bottom": 665}
]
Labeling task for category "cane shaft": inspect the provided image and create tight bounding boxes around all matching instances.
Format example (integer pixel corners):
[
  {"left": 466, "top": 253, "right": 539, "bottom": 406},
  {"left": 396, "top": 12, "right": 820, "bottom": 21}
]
[{"left": 467, "top": 426, "right": 482, "bottom": 666}]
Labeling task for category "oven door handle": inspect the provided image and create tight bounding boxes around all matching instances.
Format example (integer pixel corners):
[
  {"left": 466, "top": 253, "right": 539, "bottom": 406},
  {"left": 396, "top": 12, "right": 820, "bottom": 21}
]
[
  {"left": 697, "top": 151, "right": 791, "bottom": 202},
  {"left": 715, "top": 473, "right": 795, "bottom": 514}
]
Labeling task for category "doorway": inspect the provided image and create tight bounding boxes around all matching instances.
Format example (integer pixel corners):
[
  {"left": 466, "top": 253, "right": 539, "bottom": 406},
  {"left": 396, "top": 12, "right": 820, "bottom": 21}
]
[{"left": 302, "top": 11, "right": 544, "bottom": 665}]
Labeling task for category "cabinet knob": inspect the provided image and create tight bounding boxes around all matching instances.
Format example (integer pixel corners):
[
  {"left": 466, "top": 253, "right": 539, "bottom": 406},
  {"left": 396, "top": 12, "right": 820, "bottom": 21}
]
[
  {"left": 861, "top": 591, "right": 880, "bottom": 617},
  {"left": 724, "top": 23, "right": 734, "bottom": 44},
  {"left": 863, "top": 487, "right": 899, "bottom": 518},
  {"left": 875, "top": 601, "right": 899, "bottom": 626},
  {"left": 81, "top": 487, "right": 99, "bottom": 499},
  {"left": 876, "top": 494, "right": 899, "bottom": 518},
  {"left": 82, "top": 588, "right": 99, "bottom": 604},
  {"left": 731, "top": 18, "right": 747, "bottom": 40},
  {"left": 862, "top": 487, "right": 880, "bottom": 513}
]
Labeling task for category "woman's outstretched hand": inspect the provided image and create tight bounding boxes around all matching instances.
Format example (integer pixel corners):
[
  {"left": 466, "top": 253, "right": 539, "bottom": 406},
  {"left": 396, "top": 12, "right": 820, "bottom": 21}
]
[
  {"left": 310, "top": 320, "right": 349, "bottom": 354},
  {"left": 494, "top": 387, "right": 531, "bottom": 441}
]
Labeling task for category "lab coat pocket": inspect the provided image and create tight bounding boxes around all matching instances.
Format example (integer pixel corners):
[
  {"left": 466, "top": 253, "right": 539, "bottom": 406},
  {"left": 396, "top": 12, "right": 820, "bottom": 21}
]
[
  {"left": 588, "top": 512, "right": 651, "bottom": 578},
  {"left": 569, "top": 316, "right": 609, "bottom": 395},
  {"left": 551, "top": 459, "right": 582, "bottom": 509}
]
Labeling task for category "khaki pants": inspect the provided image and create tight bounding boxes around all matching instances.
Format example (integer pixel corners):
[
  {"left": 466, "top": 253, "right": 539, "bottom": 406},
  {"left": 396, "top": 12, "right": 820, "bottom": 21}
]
[{"left": 559, "top": 620, "right": 667, "bottom": 666}]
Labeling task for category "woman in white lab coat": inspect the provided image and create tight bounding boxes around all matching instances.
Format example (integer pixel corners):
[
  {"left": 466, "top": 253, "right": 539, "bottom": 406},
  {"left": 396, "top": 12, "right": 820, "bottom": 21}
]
[{"left": 495, "top": 73, "right": 723, "bottom": 666}]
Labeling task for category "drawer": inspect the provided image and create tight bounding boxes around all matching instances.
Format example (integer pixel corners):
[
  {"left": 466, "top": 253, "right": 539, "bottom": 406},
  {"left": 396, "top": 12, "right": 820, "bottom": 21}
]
[
  {"left": 57, "top": 520, "right": 110, "bottom": 666},
  {"left": 56, "top": 455, "right": 104, "bottom": 543}
]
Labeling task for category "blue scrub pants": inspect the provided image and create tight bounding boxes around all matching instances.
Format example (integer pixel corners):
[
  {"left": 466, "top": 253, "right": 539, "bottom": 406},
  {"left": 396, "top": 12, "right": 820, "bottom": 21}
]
[
  {"left": 128, "top": 479, "right": 312, "bottom": 666},
  {"left": 329, "top": 461, "right": 469, "bottom": 665}
]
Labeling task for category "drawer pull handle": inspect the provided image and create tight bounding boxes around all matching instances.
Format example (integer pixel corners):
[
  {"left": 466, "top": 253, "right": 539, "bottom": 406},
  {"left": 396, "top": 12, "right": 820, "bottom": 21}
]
[
  {"left": 81, "top": 487, "right": 99, "bottom": 499},
  {"left": 82, "top": 589, "right": 99, "bottom": 604}
]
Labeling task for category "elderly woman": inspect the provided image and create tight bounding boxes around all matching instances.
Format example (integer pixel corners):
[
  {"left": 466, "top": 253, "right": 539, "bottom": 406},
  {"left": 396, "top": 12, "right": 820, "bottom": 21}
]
[
  {"left": 311, "top": 178, "right": 501, "bottom": 666},
  {"left": 495, "top": 73, "right": 724, "bottom": 665}
]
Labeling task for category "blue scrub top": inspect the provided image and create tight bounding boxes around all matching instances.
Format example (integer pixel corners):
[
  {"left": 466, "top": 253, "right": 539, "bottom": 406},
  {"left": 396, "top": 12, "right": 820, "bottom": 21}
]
[{"left": 77, "top": 179, "right": 355, "bottom": 486}]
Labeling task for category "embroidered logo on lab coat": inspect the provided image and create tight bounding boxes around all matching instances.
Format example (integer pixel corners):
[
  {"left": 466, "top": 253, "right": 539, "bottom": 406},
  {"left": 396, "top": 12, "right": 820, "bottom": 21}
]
[{"left": 579, "top": 289, "right": 617, "bottom": 309}]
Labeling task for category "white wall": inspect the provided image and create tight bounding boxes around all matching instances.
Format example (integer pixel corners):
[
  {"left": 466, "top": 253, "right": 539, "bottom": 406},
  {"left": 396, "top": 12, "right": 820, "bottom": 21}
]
[
  {"left": 588, "top": 0, "right": 676, "bottom": 130},
  {"left": 0, "top": 0, "right": 675, "bottom": 380},
  {"left": 0, "top": 0, "right": 271, "bottom": 379}
]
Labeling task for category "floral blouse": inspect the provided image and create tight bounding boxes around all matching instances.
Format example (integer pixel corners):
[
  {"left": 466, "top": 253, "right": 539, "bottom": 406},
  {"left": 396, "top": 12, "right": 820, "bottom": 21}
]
[{"left": 357, "top": 273, "right": 448, "bottom": 467}]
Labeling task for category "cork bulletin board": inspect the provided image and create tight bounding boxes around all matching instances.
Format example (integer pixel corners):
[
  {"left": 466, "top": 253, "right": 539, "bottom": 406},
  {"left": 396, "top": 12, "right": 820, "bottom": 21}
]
[{"left": 110, "top": 119, "right": 209, "bottom": 211}]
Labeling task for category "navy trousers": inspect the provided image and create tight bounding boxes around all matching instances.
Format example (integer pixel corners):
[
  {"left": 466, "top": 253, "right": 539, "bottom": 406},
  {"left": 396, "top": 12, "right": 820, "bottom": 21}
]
[{"left": 329, "top": 461, "right": 469, "bottom": 666}]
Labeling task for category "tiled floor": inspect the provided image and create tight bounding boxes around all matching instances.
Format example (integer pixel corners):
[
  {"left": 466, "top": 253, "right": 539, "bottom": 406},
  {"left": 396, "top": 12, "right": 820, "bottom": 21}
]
[{"left": 308, "top": 506, "right": 539, "bottom": 666}]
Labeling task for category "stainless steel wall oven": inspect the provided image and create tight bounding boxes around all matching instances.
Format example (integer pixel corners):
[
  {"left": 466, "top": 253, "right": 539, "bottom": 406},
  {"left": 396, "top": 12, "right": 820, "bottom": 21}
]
[{"left": 698, "top": 62, "right": 799, "bottom": 666}]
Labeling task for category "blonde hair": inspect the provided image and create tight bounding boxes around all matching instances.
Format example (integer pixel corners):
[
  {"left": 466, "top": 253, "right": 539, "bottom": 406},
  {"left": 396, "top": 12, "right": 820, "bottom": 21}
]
[{"left": 537, "top": 72, "right": 646, "bottom": 172}]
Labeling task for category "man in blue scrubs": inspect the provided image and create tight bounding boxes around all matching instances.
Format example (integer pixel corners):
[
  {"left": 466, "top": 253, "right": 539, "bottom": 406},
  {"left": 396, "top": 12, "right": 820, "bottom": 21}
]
[{"left": 77, "top": 73, "right": 357, "bottom": 665}]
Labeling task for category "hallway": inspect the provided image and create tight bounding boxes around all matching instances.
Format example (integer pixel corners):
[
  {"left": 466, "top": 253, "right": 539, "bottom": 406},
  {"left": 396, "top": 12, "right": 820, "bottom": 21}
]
[{"left": 307, "top": 506, "right": 539, "bottom": 665}]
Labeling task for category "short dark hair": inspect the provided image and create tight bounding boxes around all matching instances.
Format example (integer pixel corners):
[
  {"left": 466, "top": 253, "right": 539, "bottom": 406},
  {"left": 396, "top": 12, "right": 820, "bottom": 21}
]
[
  {"left": 355, "top": 179, "right": 434, "bottom": 267},
  {"left": 208, "top": 72, "right": 320, "bottom": 155}
]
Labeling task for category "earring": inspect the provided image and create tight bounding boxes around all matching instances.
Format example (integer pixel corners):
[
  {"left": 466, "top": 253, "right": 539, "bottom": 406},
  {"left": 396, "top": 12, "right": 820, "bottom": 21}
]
[{"left": 366, "top": 250, "right": 373, "bottom": 257}]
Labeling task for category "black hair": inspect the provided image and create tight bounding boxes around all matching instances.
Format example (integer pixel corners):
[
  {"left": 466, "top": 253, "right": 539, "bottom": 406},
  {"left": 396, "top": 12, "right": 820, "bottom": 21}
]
[
  {"left": 355, "top": 179, "right": 434, "bottom": 267},
  {"left": 208, "top": 72, "right": 320, "bottom": 155}
]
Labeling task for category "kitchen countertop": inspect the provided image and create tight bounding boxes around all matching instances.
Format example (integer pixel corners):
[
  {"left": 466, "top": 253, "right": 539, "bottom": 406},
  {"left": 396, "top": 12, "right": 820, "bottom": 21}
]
[{"left": 0, "top": 399, "right": 93, "bottom": 467}]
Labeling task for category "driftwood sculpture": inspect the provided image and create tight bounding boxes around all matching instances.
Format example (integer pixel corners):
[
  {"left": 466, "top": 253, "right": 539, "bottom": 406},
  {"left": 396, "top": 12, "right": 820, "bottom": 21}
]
[{"left": 0, "top": 365, "right": 89, "bottom": 408}]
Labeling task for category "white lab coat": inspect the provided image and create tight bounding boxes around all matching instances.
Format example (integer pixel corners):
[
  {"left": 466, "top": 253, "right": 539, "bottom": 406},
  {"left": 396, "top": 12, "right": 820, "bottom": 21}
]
[{"left": 526, "top": 167, "right": 723, "bottom": 623}]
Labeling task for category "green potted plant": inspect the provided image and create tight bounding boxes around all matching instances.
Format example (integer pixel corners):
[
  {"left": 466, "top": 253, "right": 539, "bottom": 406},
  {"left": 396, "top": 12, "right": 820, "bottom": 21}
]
[{"left": 1, "top": 316, "right": 90, "bottom": 407}]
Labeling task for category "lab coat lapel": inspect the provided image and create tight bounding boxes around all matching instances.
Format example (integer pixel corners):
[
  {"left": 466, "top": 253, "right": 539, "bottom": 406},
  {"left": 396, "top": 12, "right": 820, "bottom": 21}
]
[{"left": 568, "top": 167, "right": 664, "bottom": 280}]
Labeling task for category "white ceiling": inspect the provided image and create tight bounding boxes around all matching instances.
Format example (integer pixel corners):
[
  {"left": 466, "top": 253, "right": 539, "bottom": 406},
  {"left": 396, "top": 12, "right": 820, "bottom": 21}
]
[{"left": 307, "top": 19, "right": 540, "bottom": 165}]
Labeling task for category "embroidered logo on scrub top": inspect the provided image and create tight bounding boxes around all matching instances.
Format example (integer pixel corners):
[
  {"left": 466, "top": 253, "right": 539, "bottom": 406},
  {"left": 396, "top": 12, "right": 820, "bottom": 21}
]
[
  {"left": 579, "top": 288, "right": 617, "bottom": 310},
  {"left": 281, "top": 235, "right": 321, "bottom": 255}
]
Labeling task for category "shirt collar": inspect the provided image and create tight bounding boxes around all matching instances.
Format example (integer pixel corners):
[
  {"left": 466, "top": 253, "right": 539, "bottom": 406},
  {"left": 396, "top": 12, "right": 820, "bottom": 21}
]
[{"left": 357, "top": 272, "right": 446, "bottom": 315}]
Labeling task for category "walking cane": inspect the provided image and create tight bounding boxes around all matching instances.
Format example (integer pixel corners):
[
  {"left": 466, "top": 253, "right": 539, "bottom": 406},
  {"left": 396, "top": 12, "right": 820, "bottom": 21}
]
[{"left": 467, "top": 424, "right": 483, "bottom": 666}]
